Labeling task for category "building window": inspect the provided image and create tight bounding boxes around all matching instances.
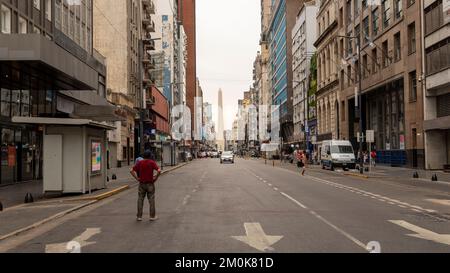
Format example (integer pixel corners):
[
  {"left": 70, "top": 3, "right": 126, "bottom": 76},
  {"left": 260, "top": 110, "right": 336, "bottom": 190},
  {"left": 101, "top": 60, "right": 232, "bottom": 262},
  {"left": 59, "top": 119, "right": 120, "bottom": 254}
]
[
  {"left": 426, "top": 37, "right": 450, "bottom": 75},
  {"left": 382, "top": 40, "right": 389, "bottom": 67},
  {"left": 363, "top": 17, "right": 369, "bottom": 43},
  {"left": 372, "top": 8, "right": 379, "bottom": 37},
  {"left": 408, "top": 23, "right": 416, "bottom": 54},
  {"left": 437, "top": 93, "right": 450, "bottom": 117},
  {"left": 409, "top": 71, "right": 417, "bottom": 102},
  {"left": 425, "top": 0, "right": 444, "bottom": 35},
  {"left": 372, "top": 48, "right": 378, "bottom": 74},
  {"left": 1, "top": 88, "right": 11, "bottom": 117},
  {"left": 394, "top": 32, "right": 401, "bottom": 62},
  {"left": 382, "top": 0, "right": 391, "bottom": 29},
  {"left": 45, "top": 0, "right": 51, "bottom": 21},
  {"left": 394, "top": 0, "right": 402, "bottom": 19},
  {"left": 1, "top": 4, "right": 11, "bottom": 34},
  {"left": 33, "top": 0, "right": 41, "bottom": 10},
  {"left": 18, "top": 17, "right": 27, "bottom": 34}
]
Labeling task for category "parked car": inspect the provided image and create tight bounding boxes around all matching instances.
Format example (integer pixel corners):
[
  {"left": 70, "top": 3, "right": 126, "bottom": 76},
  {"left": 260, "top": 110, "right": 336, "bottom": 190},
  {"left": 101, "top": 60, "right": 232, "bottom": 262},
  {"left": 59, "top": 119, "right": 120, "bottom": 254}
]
[
  {"left": 210, "top": 151, "right": 219, "bottom": 158},
  {"left": 220, "top": 151, "right": 235, "bottom": 164}
]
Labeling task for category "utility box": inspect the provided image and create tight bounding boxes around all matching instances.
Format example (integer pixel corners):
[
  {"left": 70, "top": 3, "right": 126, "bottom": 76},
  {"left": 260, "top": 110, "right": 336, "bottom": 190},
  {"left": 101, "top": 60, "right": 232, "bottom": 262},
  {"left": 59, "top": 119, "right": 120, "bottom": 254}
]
[{"left": 12, "top": 117, "right": 115, "bottom": 194}]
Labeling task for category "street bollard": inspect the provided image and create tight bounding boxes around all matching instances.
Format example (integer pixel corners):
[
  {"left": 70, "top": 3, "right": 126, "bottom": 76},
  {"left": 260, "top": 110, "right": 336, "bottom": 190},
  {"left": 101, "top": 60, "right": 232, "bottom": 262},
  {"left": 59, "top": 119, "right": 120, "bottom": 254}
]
[
  {"left": 413, "top": 172, "right": 419, "bottom": 179},
  {"left": 432, "top": 174, "right": 438, "bottom": 182},
  {"left": 112, "top": 174, "right": 117, "bottom": 180},
  {"left": 24, "top": 193, "right": 34, "bottom": 204},
  {"left": 0, "top": 201, "right": 3, "bottom": 211}
]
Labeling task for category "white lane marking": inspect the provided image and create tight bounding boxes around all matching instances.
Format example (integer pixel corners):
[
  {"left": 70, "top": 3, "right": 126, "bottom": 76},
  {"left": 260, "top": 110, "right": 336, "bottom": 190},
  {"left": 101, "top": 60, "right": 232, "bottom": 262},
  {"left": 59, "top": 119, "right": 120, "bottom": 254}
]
[
  {"left": 45, "top": 228, "right": 101, "bottom": 253},
  {"left": 232, "top": 223, "right": 283, "bottom": 252},
  {"left": 306, "top": 175, "right": 439, "bottom": 215},
  {"left": 274, "top": 187, "right": 279, "bottom": 191},
  {"left": 268, "top": 183, "right": 272, "bottom": 187},
  {"left": 280, "top": 192, "right": 367, "bottom": 251},
  {"left": 309, "top": 211, "right": 368, "bottom": 251},
  {"left": 426, "top": 199, "right": 450, "bottom": 207},
  {"left": 280, "top": 192, "right": 308, "bottom": 209},
  {"left": 390, "top": 220, "right": 450, "bottom": 246}
]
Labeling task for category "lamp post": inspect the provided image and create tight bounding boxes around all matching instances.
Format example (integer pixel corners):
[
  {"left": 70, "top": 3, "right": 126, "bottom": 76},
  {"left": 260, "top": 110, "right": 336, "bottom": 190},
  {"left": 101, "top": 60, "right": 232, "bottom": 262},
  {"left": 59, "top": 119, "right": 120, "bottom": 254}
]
[{"left": 337, "top": 35, "right": 364, "bottom": 174}]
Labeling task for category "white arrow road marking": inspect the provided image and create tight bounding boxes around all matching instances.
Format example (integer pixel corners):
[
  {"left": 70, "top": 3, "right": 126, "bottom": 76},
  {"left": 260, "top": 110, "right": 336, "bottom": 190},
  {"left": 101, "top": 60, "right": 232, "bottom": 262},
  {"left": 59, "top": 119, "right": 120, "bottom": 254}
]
[
  {"left": 232, "top": 223, "right": 283, "bottom": 252},
  {"left": 426, "top": 199, "right": 450, "bottom": 207},
  {"left": 45, "top": 228, "right": 101, "bottom": 253},
  {"left": 390, "top": 220, "right": 450, "bottom": 246}
]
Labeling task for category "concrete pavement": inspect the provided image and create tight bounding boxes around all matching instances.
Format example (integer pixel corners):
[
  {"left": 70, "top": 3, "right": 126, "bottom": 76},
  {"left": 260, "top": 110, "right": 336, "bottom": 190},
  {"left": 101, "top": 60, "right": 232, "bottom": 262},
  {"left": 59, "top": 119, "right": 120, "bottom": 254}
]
[{"left": 1, "top": 158, "right": 449, "bottom": 253}]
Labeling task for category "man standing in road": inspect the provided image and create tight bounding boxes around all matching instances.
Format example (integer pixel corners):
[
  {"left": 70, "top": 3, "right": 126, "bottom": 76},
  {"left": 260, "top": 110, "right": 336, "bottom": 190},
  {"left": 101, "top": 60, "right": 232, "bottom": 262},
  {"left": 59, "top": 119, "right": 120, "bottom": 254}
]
[{"left": 130, "top": 150, "right": 161, "bottom": 222}]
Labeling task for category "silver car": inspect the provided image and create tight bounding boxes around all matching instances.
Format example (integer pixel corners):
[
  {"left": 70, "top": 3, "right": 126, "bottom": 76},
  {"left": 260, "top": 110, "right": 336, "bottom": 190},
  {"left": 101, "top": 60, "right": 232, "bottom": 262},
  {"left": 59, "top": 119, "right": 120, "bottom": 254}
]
[{"left": 220, "top": 151, "right": 235, "bottom": 164}]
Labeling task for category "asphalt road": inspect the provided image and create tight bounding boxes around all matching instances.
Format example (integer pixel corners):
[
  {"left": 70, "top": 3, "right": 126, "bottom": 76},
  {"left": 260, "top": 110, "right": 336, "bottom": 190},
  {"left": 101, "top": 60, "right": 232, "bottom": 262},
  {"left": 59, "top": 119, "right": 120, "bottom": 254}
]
[{"left": 3, "top": 158, "right": 450, "bottom": 253}]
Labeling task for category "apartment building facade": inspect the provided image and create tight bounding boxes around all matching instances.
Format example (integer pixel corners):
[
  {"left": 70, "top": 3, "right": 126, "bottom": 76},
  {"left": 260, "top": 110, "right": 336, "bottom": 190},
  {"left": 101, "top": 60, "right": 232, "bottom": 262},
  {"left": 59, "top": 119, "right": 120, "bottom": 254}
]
[
  {"left": 259, "top": 0, "right": 272, "bottom": 141},
  {"left": 94, "top": 0, "right": 156, "bottom": 167},
  {"left": 292, "top": 1, "right": 318, "bottom": 147},
  {"left": 314, "top": 0, "right": 340, "bottom": 144},
  {"left": 268, "top": 0, "right": 303, "bottom": 144},
  {"left": 423, "top": 0, "right": 450, "bottom": 169},
  {"left": 0, "top": 0, "right": 109, "bottom": 184},
  {"left": 329, "top": 0, "right": 425, "bottom": 168}
]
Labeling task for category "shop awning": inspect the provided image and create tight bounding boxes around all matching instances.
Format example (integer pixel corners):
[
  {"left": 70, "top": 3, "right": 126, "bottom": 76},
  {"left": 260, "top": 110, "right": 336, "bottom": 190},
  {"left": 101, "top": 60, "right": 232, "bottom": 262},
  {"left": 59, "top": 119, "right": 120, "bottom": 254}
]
[{"left": 11, "top": 117, "right": 116, "bottom": 130}]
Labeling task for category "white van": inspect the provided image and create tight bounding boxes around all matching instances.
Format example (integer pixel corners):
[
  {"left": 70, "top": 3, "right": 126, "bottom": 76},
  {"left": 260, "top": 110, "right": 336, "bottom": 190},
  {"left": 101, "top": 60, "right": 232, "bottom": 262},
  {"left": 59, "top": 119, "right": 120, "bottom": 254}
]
[{"left": 320, "top": 140, "right": 356, "bottom": 170}]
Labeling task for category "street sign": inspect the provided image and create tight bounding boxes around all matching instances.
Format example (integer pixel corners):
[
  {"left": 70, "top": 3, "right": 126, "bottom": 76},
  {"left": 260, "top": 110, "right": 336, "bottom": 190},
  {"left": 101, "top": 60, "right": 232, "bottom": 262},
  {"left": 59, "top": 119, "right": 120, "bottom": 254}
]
[{"left": 366, "top": 130, "right": 374, "bottom": 143}]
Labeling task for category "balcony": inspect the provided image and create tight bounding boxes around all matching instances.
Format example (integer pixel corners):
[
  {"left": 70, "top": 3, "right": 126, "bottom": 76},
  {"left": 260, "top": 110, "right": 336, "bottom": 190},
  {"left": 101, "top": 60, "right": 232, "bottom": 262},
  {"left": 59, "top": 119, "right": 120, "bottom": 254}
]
[
  {"left": 142, "top": 0, "right": 156, "bottom": 15},
  {"left": 142, "top": 14, "right": 155, "bottom": 33},
  {"left": 143, "top": 73, "right": 155, "bottom": 86},
  {"left": 143, "top": 39, "right": 155, "bottom": 51},
  {"left": 143, "top": 57, "right": 155, "bottom": 69}
]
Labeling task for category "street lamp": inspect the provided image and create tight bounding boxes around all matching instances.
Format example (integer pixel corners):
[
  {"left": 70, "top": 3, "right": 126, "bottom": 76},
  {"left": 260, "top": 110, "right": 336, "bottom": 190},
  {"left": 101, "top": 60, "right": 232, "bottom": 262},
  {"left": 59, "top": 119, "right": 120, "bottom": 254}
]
[{"left": 336, "top": 35, "right": 364, "bottom": 174}]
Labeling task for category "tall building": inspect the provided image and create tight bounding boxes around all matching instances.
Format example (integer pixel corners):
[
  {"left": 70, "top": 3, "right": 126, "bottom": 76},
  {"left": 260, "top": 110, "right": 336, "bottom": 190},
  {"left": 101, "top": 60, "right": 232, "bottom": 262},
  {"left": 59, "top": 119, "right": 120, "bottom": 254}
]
[
  {"left": 260, "top": 0, "right": 272, "bottom": 142},
  {"left": 268, "top": 0, "right": 304, "bottom": 144},
  {"left": 292, "top": 1, "right": 318, "bottom": 148},
  {"left": 314, "top": 0, "right": 340, "bottom": 146},
  {"left": 315, "top": 0, "right": 426, "bottom": 168},
  {"left": 94, "top": 0, "right": 155, "bottom": 167},
  {"left": 0, "top": 0, "right": 109, "bottom": 185},
  {"left": 217, "top": 88, "right": 224, "bottom": 151},
  {"left": 423, "top": 0, "right": 450, "bottom": 170},
  {"left": 177, "top": 0, "right": 196, "bottom": 138}
]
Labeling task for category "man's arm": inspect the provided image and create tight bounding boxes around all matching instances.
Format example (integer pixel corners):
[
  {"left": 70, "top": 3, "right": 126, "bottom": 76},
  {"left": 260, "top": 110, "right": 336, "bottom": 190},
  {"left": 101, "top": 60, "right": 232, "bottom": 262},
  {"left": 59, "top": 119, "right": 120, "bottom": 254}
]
[
  {"left": 152, "top": 161, "right": 162, "bottom": 182},
  {"left": 130, "top": 166, "right": 140, "bottom": 181}
]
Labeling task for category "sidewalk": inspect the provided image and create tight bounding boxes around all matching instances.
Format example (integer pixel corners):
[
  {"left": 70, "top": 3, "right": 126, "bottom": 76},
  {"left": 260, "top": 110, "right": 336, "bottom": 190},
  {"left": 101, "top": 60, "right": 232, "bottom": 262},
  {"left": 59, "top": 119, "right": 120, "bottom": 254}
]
[
  {"left": 252, "top": 158, "right": 450, "bottom": 183},
  {"left": 0, "top": 162, "right": 188, "bottom": 241}
]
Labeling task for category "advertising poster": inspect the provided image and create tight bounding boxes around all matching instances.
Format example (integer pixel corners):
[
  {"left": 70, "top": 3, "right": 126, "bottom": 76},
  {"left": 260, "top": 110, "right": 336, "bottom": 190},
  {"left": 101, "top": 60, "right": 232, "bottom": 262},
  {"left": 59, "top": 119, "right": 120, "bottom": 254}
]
[
  {"left": 400, "top": 135, "right": 405, "bottom": 150},
  {"left": 8, "top": 146, "right": 16, "bottom": 167},
  {"left": 91, "top": 141, "right": 101, "bottom": 173}
]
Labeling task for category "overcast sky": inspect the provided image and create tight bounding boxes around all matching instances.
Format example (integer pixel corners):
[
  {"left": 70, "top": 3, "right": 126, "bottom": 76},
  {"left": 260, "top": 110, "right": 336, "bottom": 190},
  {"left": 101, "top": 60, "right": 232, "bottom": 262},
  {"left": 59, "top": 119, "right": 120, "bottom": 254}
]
[{"left": 197, "top": 0, "right": 261, "bottom": 131}]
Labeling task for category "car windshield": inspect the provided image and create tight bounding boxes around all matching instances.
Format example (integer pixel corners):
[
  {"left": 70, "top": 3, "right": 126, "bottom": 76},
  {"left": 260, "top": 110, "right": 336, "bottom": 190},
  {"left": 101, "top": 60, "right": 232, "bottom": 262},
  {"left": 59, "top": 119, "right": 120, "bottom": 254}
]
[
  {"left": 223, "top": 152, "right": 233, "bottom": 156},
  {"left": 331, "top": 145, "right": 354, "bottom": 154}
]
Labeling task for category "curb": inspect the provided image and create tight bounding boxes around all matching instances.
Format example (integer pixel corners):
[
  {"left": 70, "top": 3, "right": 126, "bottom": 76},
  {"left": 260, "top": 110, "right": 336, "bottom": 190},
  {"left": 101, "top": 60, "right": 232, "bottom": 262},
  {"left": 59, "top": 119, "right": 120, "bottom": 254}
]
[
  {"left": 0, "top": 200, "right": 97, "bottom": 241},
  {"left": 343, "top": 173, "right": 369, "bottom": 179},
  {"left": 0, "top": 162, "right": 189, "bottom": 242}
]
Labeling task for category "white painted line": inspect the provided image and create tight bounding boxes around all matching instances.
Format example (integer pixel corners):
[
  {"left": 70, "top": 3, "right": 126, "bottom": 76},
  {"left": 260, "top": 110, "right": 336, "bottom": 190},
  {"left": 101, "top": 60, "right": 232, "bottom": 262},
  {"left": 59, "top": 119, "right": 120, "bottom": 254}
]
[
  {"left": 309, "top": 211, "right": 368, "bottom": 251},
  {"left": 274, "top": 188, "right": 279, "bottom": 191},
  {"left": 232, "top": 223, "right": 283, "bottom": 252},
  {"left": 426, "top": 199, "right": 450, "bottom": 207},
  {"left": 280, "top": 192, "right": 308, "bottom": 209}
]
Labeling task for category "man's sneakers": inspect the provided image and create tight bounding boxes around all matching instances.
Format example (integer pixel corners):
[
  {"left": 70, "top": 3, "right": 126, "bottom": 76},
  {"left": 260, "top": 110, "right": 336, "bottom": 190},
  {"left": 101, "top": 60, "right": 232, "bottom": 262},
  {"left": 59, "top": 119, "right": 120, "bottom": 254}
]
[{"left": 137, "top": 216, "right": 158, "bottom": 222}]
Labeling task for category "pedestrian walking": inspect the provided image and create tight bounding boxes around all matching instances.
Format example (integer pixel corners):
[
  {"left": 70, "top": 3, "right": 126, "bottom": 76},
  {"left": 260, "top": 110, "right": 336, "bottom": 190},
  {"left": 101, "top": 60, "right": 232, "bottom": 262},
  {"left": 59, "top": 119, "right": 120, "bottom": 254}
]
[
  {"left": 295, "top": 150, "right": 307, "bottom": 176},
  {"left": 370, "top": 150, "right": 377, "bottom": 167},
  {"left": 130, "top": 150, "right": 161, "bottom": 222}
]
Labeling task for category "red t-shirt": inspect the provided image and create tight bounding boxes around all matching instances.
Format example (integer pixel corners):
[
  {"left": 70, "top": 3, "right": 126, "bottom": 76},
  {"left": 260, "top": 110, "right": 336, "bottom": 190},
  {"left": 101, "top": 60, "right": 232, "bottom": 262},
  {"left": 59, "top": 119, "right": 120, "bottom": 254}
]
[{"left": 133, "top": 159, "right": 160, "bottom": 184}]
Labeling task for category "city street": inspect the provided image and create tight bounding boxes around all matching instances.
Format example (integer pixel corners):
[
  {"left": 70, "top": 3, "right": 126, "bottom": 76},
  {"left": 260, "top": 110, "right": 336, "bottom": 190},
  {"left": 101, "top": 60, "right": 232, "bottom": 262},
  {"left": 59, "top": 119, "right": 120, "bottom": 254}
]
[{"left": 2, "top": 158, "right": 450, "bottom": 253}]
